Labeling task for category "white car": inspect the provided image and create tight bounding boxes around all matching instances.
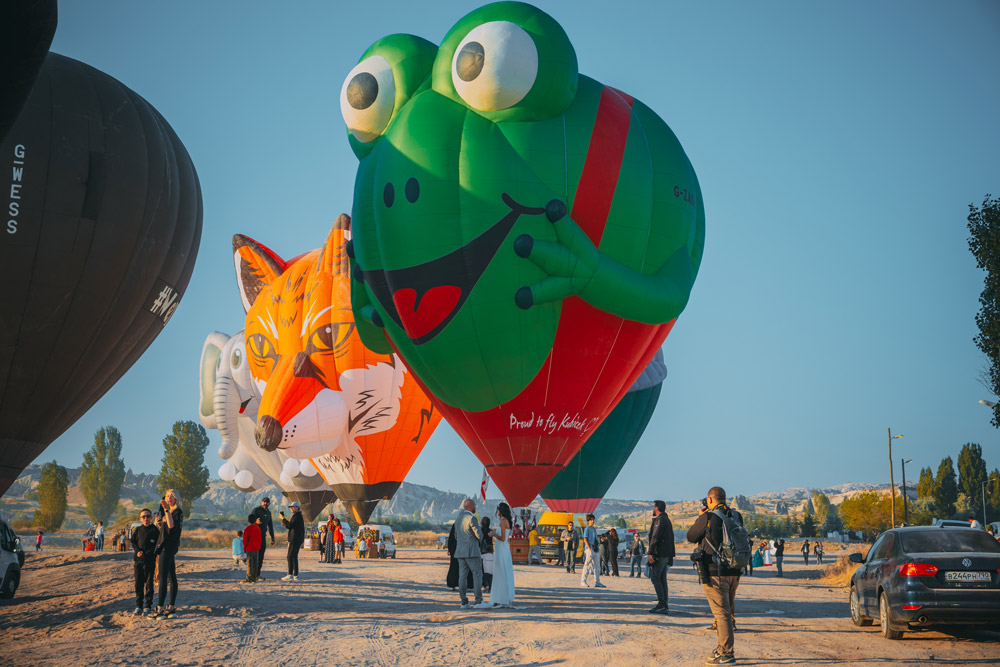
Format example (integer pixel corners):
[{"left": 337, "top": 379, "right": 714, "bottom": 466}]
[
  {"left": 0, "top": 513, "right": 25, "bottom": 599},
  {"left": 357, "top": 524, "right": 396, "bottom": 558}
]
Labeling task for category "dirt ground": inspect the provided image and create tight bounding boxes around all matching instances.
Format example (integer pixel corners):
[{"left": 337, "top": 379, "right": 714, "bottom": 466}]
[{"left": 1, "top": 547, "right": 997, "bottom": 666}]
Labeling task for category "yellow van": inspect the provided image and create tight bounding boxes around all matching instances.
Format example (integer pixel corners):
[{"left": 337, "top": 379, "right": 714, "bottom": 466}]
[{"left": 536, "top": 512, "right": 586, "bottom": 563}]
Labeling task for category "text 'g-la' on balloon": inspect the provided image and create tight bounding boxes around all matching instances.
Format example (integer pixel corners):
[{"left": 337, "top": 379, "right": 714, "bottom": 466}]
[
  {"left": 234, "top": 216, "right": 441, "bottom": 524},
  {"left": 542, "top": 350, "right": 666, "bottom": 513},
  {"left": 0, "top": 53, "right": 202, "bottom": 495},
  {"left": 343, "top": 2, "right": 703, "bottom": 506}
]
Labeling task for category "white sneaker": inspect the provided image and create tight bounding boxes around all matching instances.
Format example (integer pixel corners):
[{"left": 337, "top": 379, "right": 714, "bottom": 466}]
[
  {"left": 581, "top": 582, "right": 590, "bottom": 587},
  {"left": 292, "top": 575, "right": 299, "bottom": 581},
  {"left": 281, "top": 574, "right": 293, "bottom": 581},
  {"left": 459, "top": 603, "right": 471, "bottom": 609},
  {"left": 473, "top": 601, "right": 491, "bottom": 609}
]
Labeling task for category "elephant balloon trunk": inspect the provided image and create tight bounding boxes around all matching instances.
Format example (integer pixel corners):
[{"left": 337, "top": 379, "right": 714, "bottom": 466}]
[{"left": 214, "top": 375, "right": 240, "bottom": 459}]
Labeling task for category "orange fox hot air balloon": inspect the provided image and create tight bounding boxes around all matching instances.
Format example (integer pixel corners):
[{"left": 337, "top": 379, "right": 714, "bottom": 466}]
[{"left": 233, "top": 215, "right": 441, "bottom": 524}]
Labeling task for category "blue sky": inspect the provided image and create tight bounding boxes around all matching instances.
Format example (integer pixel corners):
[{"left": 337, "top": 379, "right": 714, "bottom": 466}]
[{"left": 32, "top": 1, "right": 1000, "bottom": 502}]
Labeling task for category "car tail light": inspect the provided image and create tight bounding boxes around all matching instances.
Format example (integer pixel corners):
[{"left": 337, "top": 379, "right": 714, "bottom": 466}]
[
  {"left": 901, "top": 604, "right": 922, "bottom": 610},
  {"left": 899, "top": 562, "right": 939, "bottom": 577}
]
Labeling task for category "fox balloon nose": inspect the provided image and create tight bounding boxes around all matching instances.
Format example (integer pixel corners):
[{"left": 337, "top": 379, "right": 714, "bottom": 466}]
[{"left": 256, "top": 415, "right": 283, "bottom": 452}]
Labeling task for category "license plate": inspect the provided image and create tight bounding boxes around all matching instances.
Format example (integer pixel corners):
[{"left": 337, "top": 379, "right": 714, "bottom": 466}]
[{"left": 944, "top": 571, "right": 992, "bottom": 582}]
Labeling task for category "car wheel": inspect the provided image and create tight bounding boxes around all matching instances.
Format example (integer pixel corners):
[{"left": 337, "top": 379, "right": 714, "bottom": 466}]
[
  {"left": 0, "top": 567, "right": 19, "bottom": 600},
  {"left": 850, "top": 585, "right": 872, "bottom": 626},
  {"left": 879, "top": 592, "right": 903, "bottom": 640}
]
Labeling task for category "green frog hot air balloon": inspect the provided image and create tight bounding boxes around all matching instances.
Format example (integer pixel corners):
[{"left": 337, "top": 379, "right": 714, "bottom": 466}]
[
  {"left": 542, "top": 350, "right": 666, "bottom": 513},
  {"left": 342, "top": 2, "right": 704, "bottom": 507}
]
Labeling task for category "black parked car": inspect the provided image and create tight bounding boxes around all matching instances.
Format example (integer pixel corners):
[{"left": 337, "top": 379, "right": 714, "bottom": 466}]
[{"left": 849, "top": 526, "right": 1000, "bottom": 639}]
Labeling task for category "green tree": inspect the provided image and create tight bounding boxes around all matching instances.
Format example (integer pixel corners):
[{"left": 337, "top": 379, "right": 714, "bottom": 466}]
[
  {"left": 615, "top": 516, "right": 628, "bottom": 528},
  {"left": 908, "top": 497, "right": 936, "bottom": 526},
  {"left": 967, "top": 194, "right": 1000, "bottom": 427},
  {"left": 933, "top": 456, "right": 959, "bottom": 517},
  {"left": 800, "top": 506, "right": 816, "bottom": 538},
  {"left": 957, "top": 443, "right": 988, "bottom": 521},
  {"left": 34, "top": 461, "right": 68, "bottom": 531},
  {"left": 839, "top": 491, "right": 892, "bottom": 540},
  {"left": 916, "top": 466, "right": 935, "bottom": 500},
  {"left": 812, "top": 491, "right": 833, "bottom": 531},
  {"left": 157, "top": 420, "right": 210, "bottom": 516},
  {"left": 79, "top": 426, "right": 126, "bottom": 523},
  {"left": 822, "top": 506, "right": 844, "bottom": 535},
  {"left": 987, "top": 468, "right": 1000, "bottom": 519}
]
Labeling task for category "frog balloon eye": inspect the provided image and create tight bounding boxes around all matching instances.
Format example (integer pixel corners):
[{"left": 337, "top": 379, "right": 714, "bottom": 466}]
[
  {"left": 341, "top": 55, "right": 396, "bottom": 143},
  {"left": 452, "top": 21, "right": 538, "bottom": 111}
]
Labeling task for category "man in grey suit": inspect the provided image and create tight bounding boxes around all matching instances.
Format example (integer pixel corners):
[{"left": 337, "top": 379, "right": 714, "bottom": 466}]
[{"left": 455, "top": 498, "right": 489, "bottom": 609}]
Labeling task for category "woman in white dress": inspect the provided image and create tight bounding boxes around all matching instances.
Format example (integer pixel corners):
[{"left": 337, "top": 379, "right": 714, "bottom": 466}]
[{"left": 489, "top": 502, "right": 516, "bottom": 608}]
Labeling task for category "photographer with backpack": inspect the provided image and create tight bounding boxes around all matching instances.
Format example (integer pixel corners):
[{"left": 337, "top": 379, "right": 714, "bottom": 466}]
[{"left": 687, "top": 486, "right": 749, "bottom": 666}]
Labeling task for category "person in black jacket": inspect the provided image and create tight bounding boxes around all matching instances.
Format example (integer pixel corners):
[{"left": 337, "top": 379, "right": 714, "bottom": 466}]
[
  {"left": 130, "top": 508, "right": 159, "bottom": 615},
  {"left": 774, "top": 538, "right": 785, "bottom": 577},
  {"left": 607, "top": 527, "right": 620, "bottom": 577},
  {"left": 153, "top": 490, "right": 183, "bottom": 619},
  {"left": 646, "top": 500, "right": 675, "bottom": 613},
  {"left": 686, "top": 486, "right": 743, "bottom": 665},
  {"left": 280, "top": 501, "right": 305, "bottom": 581},
  {"left": 249, "top": 497, "right": 275, "bottom": 580}
]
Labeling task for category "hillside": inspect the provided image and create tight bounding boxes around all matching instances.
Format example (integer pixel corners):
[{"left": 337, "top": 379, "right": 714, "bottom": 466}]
[{"left": 2, "top": 464, "right": 905, "bottom": 527}]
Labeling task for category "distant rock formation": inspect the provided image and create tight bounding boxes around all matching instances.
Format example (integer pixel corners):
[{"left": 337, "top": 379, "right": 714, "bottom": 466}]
[
  {"left": 731, "top": 494, "right": 754, "bottom": 512},
  {"left": 775, "top": 501, "right": 789, "bottom": 515}
]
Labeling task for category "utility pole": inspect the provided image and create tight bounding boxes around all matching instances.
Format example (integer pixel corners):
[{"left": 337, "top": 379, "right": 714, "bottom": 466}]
[
  {"left": 888, "top": 429, "right": 902, "bottom": 527},
  {"left": 983, "top": 479, "right": 989, "bottom": 526},
  {"left": 901, "top": 458, "right": 912, "bottom": 525}
]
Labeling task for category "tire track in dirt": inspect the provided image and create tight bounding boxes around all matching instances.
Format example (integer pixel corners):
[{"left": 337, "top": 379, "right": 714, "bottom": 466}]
[{"left": 363, "top": 619, "right": 392, "bottom": 667}]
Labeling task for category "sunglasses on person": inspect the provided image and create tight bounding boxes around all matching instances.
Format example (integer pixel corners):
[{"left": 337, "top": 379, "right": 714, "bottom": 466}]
[{"left": 140, "top": 514, "right": 153, "bottom": 520}]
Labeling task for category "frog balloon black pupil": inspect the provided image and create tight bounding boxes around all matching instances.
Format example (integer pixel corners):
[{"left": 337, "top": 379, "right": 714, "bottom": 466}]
[
  {"left": 347, "top": 72, "right": 379, "bottom": 110},
  {"left": 456, "top": 42, "right": 485, "bottom": 82}
]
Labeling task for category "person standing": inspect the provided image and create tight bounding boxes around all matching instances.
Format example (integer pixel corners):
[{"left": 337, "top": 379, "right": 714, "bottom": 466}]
[
  {"left": 333, "top": 518, "right": 344, "bottom": 564},
  {"left": 774, "top": 538, "right": 785, "bottom": 577},
  {"left": 249, "top": 497, "right": 275, "bottom": 579},
  {"left": 35, "top": 531, "right": 43, "bottom": 552},
  {"left": 801, "top": 539, "right": 810, "bottom": 565},
  {"left": 561, "top": 522, "right": 577, "bottom": 574},
  {"left": 647, "top": 500, "right": 674, "bottom": 613},
  {"left": 94, "top": 521, "right": 105, "bottom": 551},
  {"left": 455, "top": 498, "right": 489, "bottom": 609},
  {"left": 480, "top": 517, "right": 494, "bottom": 593},
  {"left": 232, "top": 530, "right": 247, "bottom": 569},
  {"left": 629, "top": 534, "right": 646, "bottom": 577},
  {"left": 489, "top": 502, "right": 516, "bottom": 608},
  {"left": 687, "top": 486, "right": 744, "bottom": 666},
  {"left": 599, "top": 531, "right": 610, "bottom": 576},
  {"left": 608, "top": 527, "right": 621, "bottom": 577},
  {"left": 321, "top": 515, "right": 336, "bottom": 564},
  {"left": 968, "top": 516, "right": 984, "bottom": 530},
  {"left": 130, "top": 508, "right": 158, "bottom": 615},
  {"left": 153, "top": 489, "right": 183, "bottom": 619},
  {"left": 280, "top": 501, "right": 305, "bottom": 581},
  {"left": 814, "top": 542, "right": 824, "bottom": 565},
  {"left": 243, "top": 514, "right": 262, "bottom": 582},
  {"left": 581, "top": 514, "right": 605, "bottom": 588},
  {"left": 528, "top": 525, "right": 541, "bottom": 565}
]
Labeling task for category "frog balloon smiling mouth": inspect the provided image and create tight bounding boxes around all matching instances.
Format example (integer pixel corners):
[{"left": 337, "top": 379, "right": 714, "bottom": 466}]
[
  {"left": 341, "top": 2, "right": 705, "bottom": 507},
  {"left": 354, "top": 193, "right": 560, "bottom": 344}
]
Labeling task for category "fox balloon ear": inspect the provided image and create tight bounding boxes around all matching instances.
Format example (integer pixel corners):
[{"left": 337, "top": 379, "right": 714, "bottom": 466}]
[
  {"left": 233, "top": 235, "right": 287, "bottom": 312},
  {"left": 317, "top": 214, "right": 352, "bottom": 277}
]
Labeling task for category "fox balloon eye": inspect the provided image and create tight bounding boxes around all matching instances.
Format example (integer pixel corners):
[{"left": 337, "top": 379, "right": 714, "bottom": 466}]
[{"left": 247, "top": 333, "right": 278, "bottom": 362}]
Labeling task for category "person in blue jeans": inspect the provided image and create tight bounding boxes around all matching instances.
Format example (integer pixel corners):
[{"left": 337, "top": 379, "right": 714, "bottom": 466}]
[
  {"left": 629, "top": 535, "right": 646, "bottom": 577},
  {"left": 580, "top": 514, "right": 605, "bottom": 588}
]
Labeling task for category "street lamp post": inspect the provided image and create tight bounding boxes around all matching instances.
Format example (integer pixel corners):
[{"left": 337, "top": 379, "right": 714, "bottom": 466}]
[
  {"left": 888, "top": 429, "right": 903, "bottom": 527},
  {"left": 901, "top": 458, "right": 912, "bottom": 525},
  {"left": 983, "top": 480, "right": 989, "bottom": 527}
]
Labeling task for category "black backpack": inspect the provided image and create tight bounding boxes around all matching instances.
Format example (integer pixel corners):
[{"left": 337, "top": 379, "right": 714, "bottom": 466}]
[{"left": 704, "top": 508, "right": 752, "bottom": 570}]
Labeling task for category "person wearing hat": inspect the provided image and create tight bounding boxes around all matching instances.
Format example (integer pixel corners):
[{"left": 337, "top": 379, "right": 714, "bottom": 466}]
[
  {"left": 249, "top": 497, "right": 275, "bottom": 580},
  {"left": 280, "top": 501, "right": 305, "bottom": 581}
]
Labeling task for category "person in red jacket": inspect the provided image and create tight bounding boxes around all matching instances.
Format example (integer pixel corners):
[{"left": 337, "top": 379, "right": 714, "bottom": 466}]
[{"left": 243, "top": 514, "right": 263, "bottom": 583}]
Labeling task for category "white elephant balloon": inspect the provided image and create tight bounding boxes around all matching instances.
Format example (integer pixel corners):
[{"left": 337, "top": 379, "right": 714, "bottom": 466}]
[{"left": 200, "top": 330, "right": 336, "bottom": 520}]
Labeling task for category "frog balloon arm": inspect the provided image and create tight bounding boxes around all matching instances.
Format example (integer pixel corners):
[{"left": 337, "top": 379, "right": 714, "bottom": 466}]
[
  {"left": 514, "top": 214, "right": 693, "bottom": 325},
  {"left": 348, "top": 254, "right": 394, "bottom": 355}
]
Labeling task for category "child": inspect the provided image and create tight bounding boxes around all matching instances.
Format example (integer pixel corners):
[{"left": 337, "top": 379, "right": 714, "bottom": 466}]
[
  {"left": 242, "top": 514, "right": 262, "bottom": 583},
  {"left": 232, "top": 529, "right": 247, "bottom": 569},
  {"left": 35, "top": 531, "right": 43, "bottom": 551}
]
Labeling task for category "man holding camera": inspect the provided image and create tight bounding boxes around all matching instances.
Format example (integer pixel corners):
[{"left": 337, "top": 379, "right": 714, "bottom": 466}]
[
  {"left": 687, "top": 486, "right": 744, "bottom": 666},
  {"left": 647, "top": 500, "right": 674, "bottom": 613},
  {"left": 280, "top": 501, "right": 305, "bottom": 581}
]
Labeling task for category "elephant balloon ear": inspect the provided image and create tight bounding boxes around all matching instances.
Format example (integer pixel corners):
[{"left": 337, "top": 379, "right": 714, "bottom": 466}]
[
  {"left": 233, "top": 235, "right": 287, "bottom": 312},
  {"left": 199, "top": 331, "right": 230, "bottom": 428},
  {"left": 316, "top": 214, "right": 352, "bottom": 277}
]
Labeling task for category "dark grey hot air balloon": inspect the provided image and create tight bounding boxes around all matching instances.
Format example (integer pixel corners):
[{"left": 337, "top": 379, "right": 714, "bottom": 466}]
[
  {"left": 0, "top": 0, "right": 58, "bottom": 145},
  {"left": 0, "top": 53, "right": 203, "bottom": 495}
]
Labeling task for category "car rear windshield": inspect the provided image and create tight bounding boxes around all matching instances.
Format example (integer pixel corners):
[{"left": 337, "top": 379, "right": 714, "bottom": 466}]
[
  {"left": 900, "top": 531, "right": 1000, "bottom": 554},
  {"left": 538, "top": 525, "right": 563, "bottom": 539}
]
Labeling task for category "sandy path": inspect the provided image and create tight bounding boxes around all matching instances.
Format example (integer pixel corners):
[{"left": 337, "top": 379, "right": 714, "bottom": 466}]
[{"left": 1, "top": 548, "right": 997, "bottom": 666}]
